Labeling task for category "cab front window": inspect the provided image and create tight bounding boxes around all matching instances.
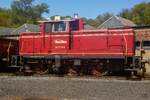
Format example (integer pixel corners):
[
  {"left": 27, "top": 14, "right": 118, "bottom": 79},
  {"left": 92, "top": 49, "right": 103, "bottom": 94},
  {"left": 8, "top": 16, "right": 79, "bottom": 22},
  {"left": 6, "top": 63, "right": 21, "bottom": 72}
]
[{"left": 53, "top": 22, "right": 67, "bottom": 32}]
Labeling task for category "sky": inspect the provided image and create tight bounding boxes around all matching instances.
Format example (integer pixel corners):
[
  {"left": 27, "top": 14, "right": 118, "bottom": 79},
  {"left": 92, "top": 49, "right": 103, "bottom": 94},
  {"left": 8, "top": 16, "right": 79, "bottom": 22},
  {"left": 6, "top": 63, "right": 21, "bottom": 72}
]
[{"left": 0, "top": 0, "right": 150, "bottom": 18}]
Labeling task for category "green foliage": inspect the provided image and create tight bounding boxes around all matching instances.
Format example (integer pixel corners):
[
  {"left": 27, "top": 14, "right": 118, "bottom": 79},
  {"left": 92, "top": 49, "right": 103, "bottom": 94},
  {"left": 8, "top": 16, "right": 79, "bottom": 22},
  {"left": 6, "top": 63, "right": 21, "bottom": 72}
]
[
  {"left": 0, "top": 8, "right": 12, "bottom": 27},
  {"left": 0, "top": 0, "right": 49, "bottom": 27},
  {"left": 0, "top": 1, "right": 149, "bottom": 28},
  {"left": 84, "top": 18, "right": 99, "bottom": 28},
  {"left": 119, "top": 2, "right": 150, "bottom": 25},
  {"left": 11, "top": 0, "right": 49, "bottom": 26},
  {"left": 83, "top": 13, "right": 113, "bottom": 28}
]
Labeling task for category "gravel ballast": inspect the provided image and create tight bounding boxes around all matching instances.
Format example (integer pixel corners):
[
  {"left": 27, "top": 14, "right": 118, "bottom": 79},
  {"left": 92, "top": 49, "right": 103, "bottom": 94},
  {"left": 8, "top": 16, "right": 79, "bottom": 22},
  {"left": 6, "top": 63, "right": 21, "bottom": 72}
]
[{"left": 0, "top": 76, "right": 150, "bottom": 100}]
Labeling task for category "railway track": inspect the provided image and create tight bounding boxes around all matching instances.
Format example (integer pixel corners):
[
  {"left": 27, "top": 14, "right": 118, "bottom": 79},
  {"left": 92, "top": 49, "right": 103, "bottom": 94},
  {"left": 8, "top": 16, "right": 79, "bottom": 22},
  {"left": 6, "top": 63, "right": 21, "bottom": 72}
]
[
  {"left": 0, "top": 64, "right": 149, "bottom": 80},
  {"left": 0, "top": 71, "right": 150, "bottom": 81}
]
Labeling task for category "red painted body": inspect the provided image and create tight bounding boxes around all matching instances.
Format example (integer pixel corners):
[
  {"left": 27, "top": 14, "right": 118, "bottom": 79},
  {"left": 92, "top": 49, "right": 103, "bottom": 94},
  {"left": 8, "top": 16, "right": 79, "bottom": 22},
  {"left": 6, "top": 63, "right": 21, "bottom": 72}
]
[{"left": 19, "top": 18, "right": 134, "bottom": 57}]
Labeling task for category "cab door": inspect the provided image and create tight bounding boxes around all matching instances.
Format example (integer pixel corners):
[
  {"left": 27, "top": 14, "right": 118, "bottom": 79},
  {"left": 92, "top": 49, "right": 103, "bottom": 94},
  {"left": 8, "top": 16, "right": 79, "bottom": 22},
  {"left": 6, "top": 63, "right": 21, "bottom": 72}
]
[
  {"left": 50, "top": 21, "right": 70, "bottom": 53},
  {"left": 43, "top": 22, "right": 52, "bottom": 53}
]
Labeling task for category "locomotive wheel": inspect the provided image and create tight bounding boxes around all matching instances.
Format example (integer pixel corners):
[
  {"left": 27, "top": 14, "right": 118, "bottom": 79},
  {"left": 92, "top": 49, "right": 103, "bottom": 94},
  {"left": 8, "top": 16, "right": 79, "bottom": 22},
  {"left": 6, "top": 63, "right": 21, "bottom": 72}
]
[
  {"left": 19, "top": 66, "right": 24, "bottom": 73},
  {"left": 135, "top": 68, "right": 145, "bottom": 78},
  {"left": 51, "top": 64, "right": 60, "bottom": 74},
  {"left": 18, "top": 65, "right": 34, "bottom": 76},
  {"left": 14, "top": 66, "right": 24, "bottom": 75},
  {"left": 91, "top": 66, "right": 102, "bottom": 77},
  {"left": 35, "top": 64, "right": 49, "bottom": 75},
  {"left": 91, "top": 65, "right": 109, "bottom": 77},
  {"left": 68, "top": 66, "right": 78, "bottom": 76}
]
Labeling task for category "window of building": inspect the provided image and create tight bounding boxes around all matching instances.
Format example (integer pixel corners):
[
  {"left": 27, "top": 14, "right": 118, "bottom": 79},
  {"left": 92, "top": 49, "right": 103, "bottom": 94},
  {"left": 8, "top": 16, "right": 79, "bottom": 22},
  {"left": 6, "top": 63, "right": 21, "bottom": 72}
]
[
  {"left": 143, "top": 41, "right": 150, "bottom": 49},
  {"left": 136, "top": 41, "right": 150, "bottom": 50},
  {"left": 143, "top": 41, "right": 150, "bottom": 47}
]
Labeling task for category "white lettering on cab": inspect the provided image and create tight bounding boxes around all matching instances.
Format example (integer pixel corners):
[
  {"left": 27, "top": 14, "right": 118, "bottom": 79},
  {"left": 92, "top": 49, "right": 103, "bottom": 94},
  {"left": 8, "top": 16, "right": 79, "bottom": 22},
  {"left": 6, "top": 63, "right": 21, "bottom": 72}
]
[
  {"left": 55, "top": 40, "right": 67, "bottom": 44},
  {"left": 55, "top": 46, "right": 65, "bottom": 49}
]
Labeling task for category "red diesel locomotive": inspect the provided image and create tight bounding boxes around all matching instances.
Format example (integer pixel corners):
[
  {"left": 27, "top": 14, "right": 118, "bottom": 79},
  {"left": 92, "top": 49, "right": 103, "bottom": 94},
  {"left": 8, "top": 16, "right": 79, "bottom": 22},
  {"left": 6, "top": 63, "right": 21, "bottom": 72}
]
[{"left": 10, "top": 16, "right": 145, "bottom": 76}]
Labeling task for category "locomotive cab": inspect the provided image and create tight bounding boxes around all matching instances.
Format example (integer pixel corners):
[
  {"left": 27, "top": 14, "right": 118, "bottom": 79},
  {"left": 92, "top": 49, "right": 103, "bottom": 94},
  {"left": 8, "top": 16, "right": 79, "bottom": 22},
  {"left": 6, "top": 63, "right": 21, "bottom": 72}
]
[{"left": 40, "top": 17, "right": 84, "bottom": 34}]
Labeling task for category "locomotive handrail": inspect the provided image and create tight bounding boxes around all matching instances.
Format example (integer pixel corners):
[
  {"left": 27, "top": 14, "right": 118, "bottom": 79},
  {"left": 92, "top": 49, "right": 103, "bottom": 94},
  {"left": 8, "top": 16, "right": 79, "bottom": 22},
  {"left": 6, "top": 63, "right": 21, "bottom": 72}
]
[
  {"left": 122, "top": 33, "right": 128, "bottom": 55},
  {"left": 74, "top": 28, "right": 133, "bottom": 33}
]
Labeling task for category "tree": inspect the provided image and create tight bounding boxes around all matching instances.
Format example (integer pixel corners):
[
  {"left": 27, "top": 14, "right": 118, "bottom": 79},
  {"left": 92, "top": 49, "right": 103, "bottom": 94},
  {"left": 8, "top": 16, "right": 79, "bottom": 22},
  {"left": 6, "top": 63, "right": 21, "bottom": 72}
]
[
  {"left": 119, "top": 9, "right": 132, "bottom": 20},
  {"left": 11, "top": 0, "right": 49, "bottom": 26},
  {"left": 83, "top": 13, "right": 113, "bottom": 28},
  {"left": 85, "top": 19, "right": 99, "bottom": 27},
  {"left": 119, "top": 2, "right": 150, "bottom": 25},
  {"left": 0, "top": 8, "right": 12, "bottom": 27},
  {"left": 95, "top": 13, "right": 113, "bottom": 27}
]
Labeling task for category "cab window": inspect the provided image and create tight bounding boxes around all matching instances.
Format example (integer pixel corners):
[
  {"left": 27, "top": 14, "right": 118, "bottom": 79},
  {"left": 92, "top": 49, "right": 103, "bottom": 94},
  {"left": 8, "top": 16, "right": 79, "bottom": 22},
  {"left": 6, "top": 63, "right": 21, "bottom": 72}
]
[
  {"left": 70, "top": 20, "right": 79, "bottom": 31},
  {"left": 53, "top": 22, "right": 67, "bottom": 32},
  {"left": 45, "top": 22, "right": 52, "bottom": 33}
]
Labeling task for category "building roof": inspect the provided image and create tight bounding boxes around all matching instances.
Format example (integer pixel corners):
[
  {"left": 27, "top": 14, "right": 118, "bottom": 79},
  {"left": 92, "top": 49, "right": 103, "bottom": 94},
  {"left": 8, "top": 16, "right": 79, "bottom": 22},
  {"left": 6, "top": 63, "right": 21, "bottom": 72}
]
[
  {"left": 0, "top": 27, "right": 15, "bottom": 36},
  {"left": 11, "top": 24, "right": 39, "bottom": 35},
  {"left": 98, "top": 16, "right": 136, "bottom": 29},
  {"left": 0, "top": 24, "right": 39, "bottom": 40},
  {"left": 84, "top": 24, "right": 96, "bottom": 30},
  {"left": 0, "top": 24, "right": 39, "bottom": 36}
]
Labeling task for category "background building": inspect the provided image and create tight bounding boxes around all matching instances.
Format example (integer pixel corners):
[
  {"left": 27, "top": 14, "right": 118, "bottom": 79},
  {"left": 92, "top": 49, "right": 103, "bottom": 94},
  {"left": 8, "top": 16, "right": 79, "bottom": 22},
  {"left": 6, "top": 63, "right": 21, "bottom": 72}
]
[
  {"left": 98, "top": 15, "right": 136, "bottom": 29},
  {"left": 0, "top": 24, "right": 39, "bottom": 40}
]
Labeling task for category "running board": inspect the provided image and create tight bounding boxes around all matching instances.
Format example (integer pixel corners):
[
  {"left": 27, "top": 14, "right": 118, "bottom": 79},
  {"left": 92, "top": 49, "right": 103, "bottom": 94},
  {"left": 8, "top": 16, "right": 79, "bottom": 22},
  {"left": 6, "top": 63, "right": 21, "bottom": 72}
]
[
  {"left": 8, "top": 66, "right": 23, "bottom": 68},
  {"left": 124, "top": 68, "right": 140, "bottom": 71}
]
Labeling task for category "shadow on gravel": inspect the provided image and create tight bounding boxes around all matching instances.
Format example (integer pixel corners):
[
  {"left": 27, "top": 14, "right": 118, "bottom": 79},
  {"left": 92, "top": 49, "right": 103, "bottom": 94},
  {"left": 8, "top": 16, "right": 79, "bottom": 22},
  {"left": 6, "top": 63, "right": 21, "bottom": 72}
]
[{"left": 0, "top": 96, "right": 59, "bottom": 100}]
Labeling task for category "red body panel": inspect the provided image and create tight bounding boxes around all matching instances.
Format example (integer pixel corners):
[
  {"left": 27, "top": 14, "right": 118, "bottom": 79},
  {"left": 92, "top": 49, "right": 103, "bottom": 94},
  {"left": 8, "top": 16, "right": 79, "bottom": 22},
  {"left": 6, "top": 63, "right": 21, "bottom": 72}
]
[{"left": 20, "top": 28, "right": 134, "bottom": 57}]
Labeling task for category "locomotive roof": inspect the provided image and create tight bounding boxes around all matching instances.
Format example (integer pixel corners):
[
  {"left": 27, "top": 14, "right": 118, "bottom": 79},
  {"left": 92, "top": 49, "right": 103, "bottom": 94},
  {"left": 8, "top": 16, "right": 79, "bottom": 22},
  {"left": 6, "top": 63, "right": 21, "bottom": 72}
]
[{"left": 38, "top": 18, "right": 79, "bottom": 23}]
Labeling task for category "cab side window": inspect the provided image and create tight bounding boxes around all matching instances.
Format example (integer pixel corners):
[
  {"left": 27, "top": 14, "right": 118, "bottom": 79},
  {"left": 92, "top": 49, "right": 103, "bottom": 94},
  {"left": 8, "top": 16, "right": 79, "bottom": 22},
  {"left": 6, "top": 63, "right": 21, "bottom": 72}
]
[
  {"left": 70, "top": 20, "right": 79, "bottom": 31},
  {"left": 45, "top": 22, "right": 52, "bottom": 33}
]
